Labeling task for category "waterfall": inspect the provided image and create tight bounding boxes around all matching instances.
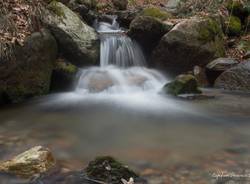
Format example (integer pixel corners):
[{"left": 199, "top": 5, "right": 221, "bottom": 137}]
[
  {"left": 75, "top": 16, "right": 167, "bottom": 94},
  {"left": 95, "top": 17, "right": 146, "bottom": 67}
]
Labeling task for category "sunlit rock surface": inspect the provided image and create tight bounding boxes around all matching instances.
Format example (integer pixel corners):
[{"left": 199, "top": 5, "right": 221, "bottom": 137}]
[{"left": 0, "top": 146, "right": 56, "bottom": 178}]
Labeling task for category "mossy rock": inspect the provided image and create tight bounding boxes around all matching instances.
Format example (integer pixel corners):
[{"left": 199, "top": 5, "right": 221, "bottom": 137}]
[
  {"left": 162, "top": 74, "right": 202, "bottom": 96},
  {"left": 226, "top": 0, "right": 246, "bottom": 19},
  {"left": 51, "top": 60, "right": 78, "bottom": 92},
  {"left": 48, "top": 0, "right": 66, "bottom": 17},
  {"left": 225, "top": 16, "right": 242, "bottom": 36},
  {"left": 86, "top": 156, "right": 138, "bottom": 184},
  {"left": 198, "top": 17, "right": 224, "bottom": 42},
  {"left": 140, "top": 7, "right": 172, "bottom": 20},
  {"left": 55, "top": 60, "right": 78, "bottom": 74}
]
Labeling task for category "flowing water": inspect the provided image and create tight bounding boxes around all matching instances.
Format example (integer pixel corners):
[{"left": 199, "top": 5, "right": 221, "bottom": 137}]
[{"left": 1, "top": 18, "right": 250, "bottom": 179}]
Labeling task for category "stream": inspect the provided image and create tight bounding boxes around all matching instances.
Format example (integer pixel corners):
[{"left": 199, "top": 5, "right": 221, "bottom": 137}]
[{"left": 0, "top": 16, "right": 250, "bottom": 183}]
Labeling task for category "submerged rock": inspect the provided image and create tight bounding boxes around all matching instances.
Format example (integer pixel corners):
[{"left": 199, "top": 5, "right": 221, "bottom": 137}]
[
  {"left": 162, "top": 74, "right": 201, "bottom": 96},
  {"left": 129, "top": 16, "right": 170, "bottom": 55},
  {"left": 152, "top": 17, "right": 225, "bottom": 74},
  {"left": 0, "top": 29, "right": 57, "bottom": 104},
  {"left": 86, "top": 156, "right": 140, "bottom": 184},
  {"left": 206, "top": 58, "right": 238, "bottom": 85},
  {"left": 215, "top": 60, "right": 250, "bottom": 92},
  {"left": 51, "top": 59, "right": 78, "bottom": 92},
  {"left": 0, "top": 146, "right": 56, "bottom": 178},
  {"left": 45, "top": 1, "right": 99, "bottom": 66}
]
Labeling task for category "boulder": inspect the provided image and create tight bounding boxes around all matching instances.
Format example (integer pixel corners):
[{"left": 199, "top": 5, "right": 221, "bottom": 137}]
[
  {"left": 50, "top": 59, "right": 78, "bottom": 92},
  {"left": 86, "top": 156, "right": 139, "bottom": 184},
  {"left": 225, "top": 16, "right": 242, "bottom": 36},
  {"left": 152, "top": 17, "right": 225, "bottom": 74},
  {"left": 115, "top": 10, "right": 139, "bottom": 28},
  {"left": 140, "top": 7, "right": 172, "bottom": 20},
  {"left": 0, "top": 29, "right": 57, "bottom": 103},
  {"left": 129, "top": 16, "right": 171, "bottom": 56},
  {"left": 214, "top": 60, "right": 250, "bottom": 92},
  {"left": 111, "top": 0, "right": 128, "bottom": 10},
  {"left": 162, "top": 74, "right": 201, "bottom": 96},
  {"left": 206, "top": 58, "right": 238, "bottom": 85},
  {"left": 0, "top": 146, "right": 56, "bottom": 178},
  {"left": 68, "top": 0, "right": 98, "bottom": 25},
  {"left": 45, "top": 1, "right": 99, "bottom": 67}
]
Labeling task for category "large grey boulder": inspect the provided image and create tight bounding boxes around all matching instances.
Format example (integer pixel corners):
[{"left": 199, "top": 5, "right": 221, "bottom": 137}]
[
  {"left": 214, "top": 60, "right": 250, "bottom": 92},
  {"left": 46, "top": 1, "right": 99, "bottom": 66},
  {"left": 129, "top": 16, "right": 171, "bottom": 56},
  {"left": 152, "top": 17, "right": 225, "bottom": 74},
  {"left": 0, "top": 29, "right": 57, "bottom": 103}
]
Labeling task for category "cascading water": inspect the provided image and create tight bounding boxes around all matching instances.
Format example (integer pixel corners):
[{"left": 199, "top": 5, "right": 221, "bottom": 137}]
[{"left": 75, "top": 16, "right": 167, "bottom": 94}]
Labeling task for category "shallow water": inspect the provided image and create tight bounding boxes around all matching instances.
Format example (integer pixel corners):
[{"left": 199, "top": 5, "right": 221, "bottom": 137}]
[{"left": 0, "top": 89, "right": 250, "bottom": 170}]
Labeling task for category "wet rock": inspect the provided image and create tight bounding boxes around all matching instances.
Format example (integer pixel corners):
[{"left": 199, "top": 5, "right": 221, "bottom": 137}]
[
  {"left": 225, "top": 16, "right": 242, "bottom": 36},
  {"left": 215, "top": 60, "right": 250, "bottom": 92},
  {"left": 152, "top": 17, "right": 225, "bottom": 74},
  {"left": 0, "top": 146, "right": 56, "bottom": 178},
  {"left": 206, "top": 58, "right": 238, "bottom": 85},
  {"left": 78, "top": 71, "right": 114, "bottom": 93},
  {"left": 45, "top": 1, "right": 99, "bottom": 67},
  {"left": 140, "top": 7, "right": 172, "bottom": 21},
  {"left": 51, "top": 59, "right": 78, "bottom": 92},
  {"left": 162, "top": 74, "right": 201, "bottom": 96},
  {"left": 129, "top": 16, "right": 170, "bottom": 56},
  {"left": 68, "top": 0, "right": 98, "bottom": 25},
  {"left": 0, "top": 29, "right": 57, "bottom": 104},
  {"left": 116, "top": 10, "right": 140, "bottom": 28},
  {"left": 112, "top": 0, "right": 128, "bottom": 10},
  {"left": 86, "top": 156, "right": 140, "bottom": 184}
]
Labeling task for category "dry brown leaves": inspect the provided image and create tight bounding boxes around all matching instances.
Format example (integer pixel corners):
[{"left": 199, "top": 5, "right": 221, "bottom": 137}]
[{"left": 0, "top": 0, "right": 44, "bottom": 46}]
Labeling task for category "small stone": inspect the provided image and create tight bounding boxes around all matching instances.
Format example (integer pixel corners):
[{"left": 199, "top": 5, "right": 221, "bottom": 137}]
[
  {"left": 0, "top": 146, "right": 56, "bottom": 178},
  {"left": 86, "top": 156, "right": 139, "bottom": 184}
]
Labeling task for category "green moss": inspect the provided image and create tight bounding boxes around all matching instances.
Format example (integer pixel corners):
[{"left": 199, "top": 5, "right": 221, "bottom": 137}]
[
  {"left": 141, "top": 7, "right": 172, "bottom": 20},
  {"left": 48, "top": 1, "right": 66, "bottom": 18},
  {"left": 55, "top": 61, "right": 78, "bottom": 74},
  {"left": 198, "top": 18, "right": 222, "bottom": 42},
  {"left": 86, "top": 156, "right": 138, "bottom": 184},
  {"left": 226, "top": 16, "right": 242, "bottom": 36},
  {"left": 226, "top": 0, "right": 244, "bottom": 17},
  {"left": 163, "top": 74, "right": 201, "bottom": 96}
]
